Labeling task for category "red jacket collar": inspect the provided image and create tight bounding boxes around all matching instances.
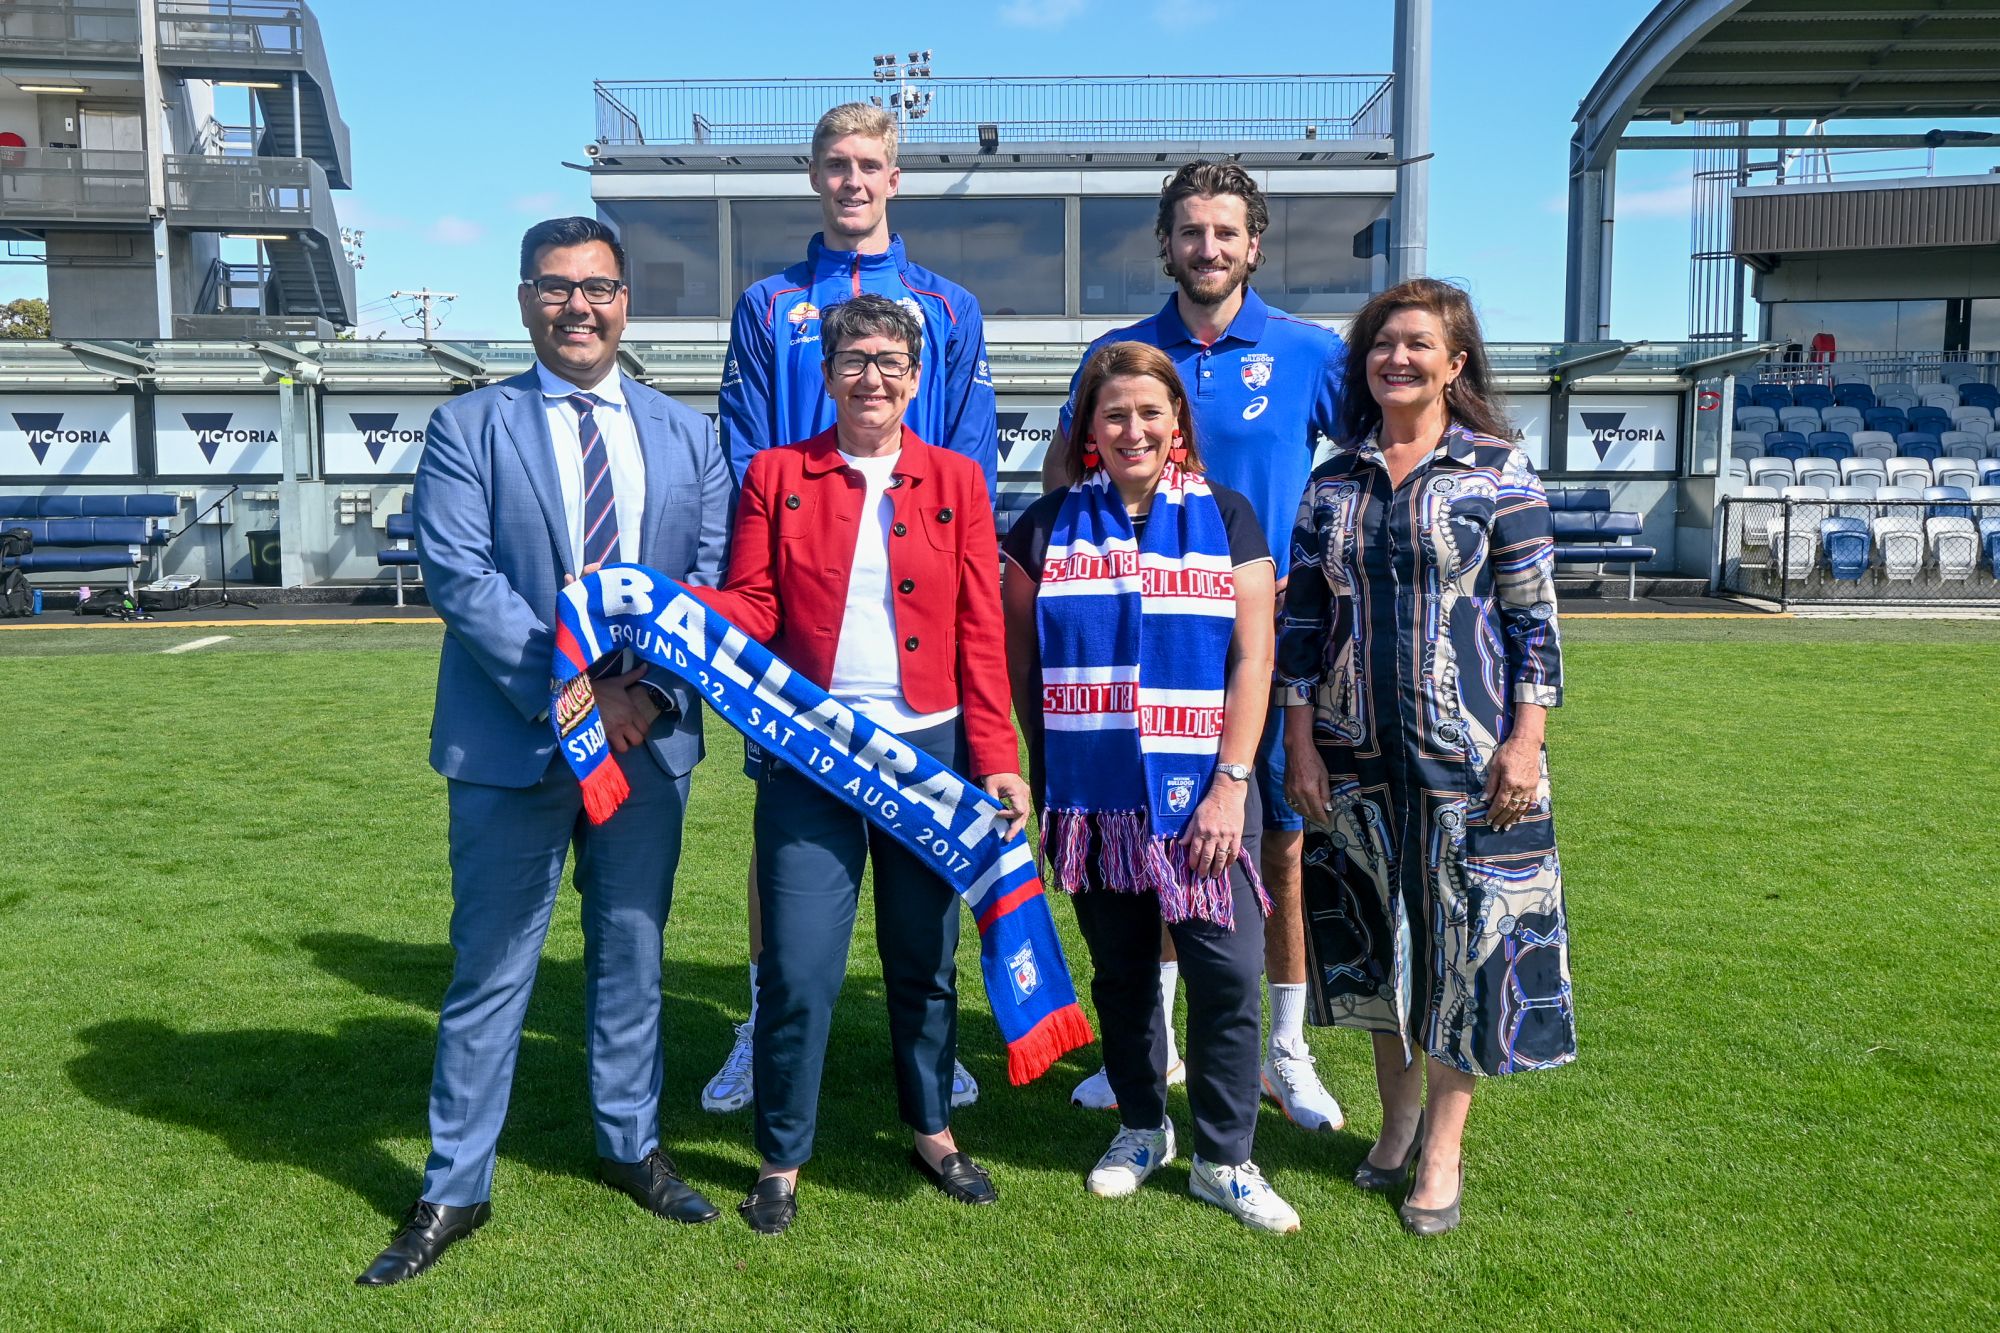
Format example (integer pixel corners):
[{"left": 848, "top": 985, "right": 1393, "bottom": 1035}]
[{"left": 798, "top": 425, "right": 935, "bottom": 482}]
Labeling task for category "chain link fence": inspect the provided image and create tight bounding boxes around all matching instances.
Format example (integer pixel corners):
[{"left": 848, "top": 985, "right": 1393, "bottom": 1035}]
[{"left": 1718, "top": 495, "right": 2000, "bottom": 607}]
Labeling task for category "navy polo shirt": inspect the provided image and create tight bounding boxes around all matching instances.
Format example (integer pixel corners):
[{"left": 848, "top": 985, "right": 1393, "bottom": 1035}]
[{"left": 1061, "top": 289, "right": 1346, "bottom": 567}]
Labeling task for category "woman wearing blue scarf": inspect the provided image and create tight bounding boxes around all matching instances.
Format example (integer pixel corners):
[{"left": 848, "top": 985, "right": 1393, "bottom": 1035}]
[{"left": 1001, "top": 342, "right": 1298, "bottom": 1233}]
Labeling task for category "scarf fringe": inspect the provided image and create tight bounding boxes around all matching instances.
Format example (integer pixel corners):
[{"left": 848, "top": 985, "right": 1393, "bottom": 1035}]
[
  {"left": 579, "top": 756, "right": 632, "bottom": 826},
  {"left": 1042, "top": 808, "right": 1270, "bottom": 930},
  {"left": 1005, "top": 1002, "right": 1096, "bottom": 1086}
]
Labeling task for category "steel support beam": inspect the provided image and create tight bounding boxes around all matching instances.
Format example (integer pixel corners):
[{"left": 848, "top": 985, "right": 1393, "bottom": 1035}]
[
  {"left": 1388, "top": 0, "right": 1431, "bottom": 285},
  {"left": 1620, "top": 130, "right": 1997, "bottom": 150}
]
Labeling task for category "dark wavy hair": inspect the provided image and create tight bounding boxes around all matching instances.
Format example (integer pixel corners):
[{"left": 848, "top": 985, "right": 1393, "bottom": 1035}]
[
  {"left": 1064, "top": 341, "right": 1204, "bottom": 478},
  {"left": 1155, "top": 160, "right": 1267, "bottom": 275},
  {"left": 1336, "top": 278, "right": 1512, "bottom": 445},
  {"left": 519, "top": 216, "right": 626, "bottom": 280}
]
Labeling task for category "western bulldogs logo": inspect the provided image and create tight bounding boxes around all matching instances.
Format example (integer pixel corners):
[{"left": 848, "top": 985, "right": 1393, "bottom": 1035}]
[
  {"left": 1240, "top": 354, "right": 1274, "bottom": 390},
  {"left": 1007, "top": 941, "right": 1042, "bottom": 1001},
  {"left": 898, "top": 296, "right": 925, "bottom": 327},
  {"left": 786, "top": 301, "right": 820, "bottom": 325},
  {"left": 1164, "top": 774, "right": 1197, "bottom": 814}
]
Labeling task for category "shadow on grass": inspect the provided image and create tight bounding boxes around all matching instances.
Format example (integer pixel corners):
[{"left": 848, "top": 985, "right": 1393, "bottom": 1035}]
[{"left": 66, "top": 929, "right": 1120, "bottom": 1221}]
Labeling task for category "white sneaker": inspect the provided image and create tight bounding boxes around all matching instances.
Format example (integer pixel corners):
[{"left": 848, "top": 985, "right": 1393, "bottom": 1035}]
[
  {"left": 700, "top": 1021, "right": 754, "bottom": 1113},
  {"left": 1189, "top": 1156, "right": 1301, "bottom": 1234},
  {"left": 1261, "top": 1049, "right": 1345, "bottom": 1132},
  {"left": 1086, "top": 1122, "right": 1176, "bottom": 1198},
  {"left": 951, "top": 1059, "right": 979, "bottom": 1108},
  {"left": 1070, "top": 1056, "right": 1186, "bottom": 1110}
]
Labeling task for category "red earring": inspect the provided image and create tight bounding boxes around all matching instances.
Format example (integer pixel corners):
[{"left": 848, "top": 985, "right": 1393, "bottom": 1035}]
[
  {"left": 1082, "top": 433, "right": 1101, "bottom": 470},
  {"left": 1169, "top": 429, "right": 1188, "bottom": 466}
]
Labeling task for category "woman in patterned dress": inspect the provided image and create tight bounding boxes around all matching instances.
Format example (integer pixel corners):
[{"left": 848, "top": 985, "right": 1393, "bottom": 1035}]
[{"left": 1277, "top": 278, "right": 1574, "bottom": 1237}]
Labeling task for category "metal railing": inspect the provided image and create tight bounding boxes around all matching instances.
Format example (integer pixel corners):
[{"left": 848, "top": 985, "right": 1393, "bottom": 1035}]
[
  {"left": 162, "top": 152, "right": 325, "bottom": 226},
  {"left": 0, "top": 0, "right": 140, "bottom": 59},
  {"left": 1756, "top": 350, "right": 2000, "bottom": 388},
  {"left": 593, "top": 74, "right": 1394, "bottom": 148},
  {"left": 0, "top": 147, "right": 148, "bottom": 223},
  {"left": 1718, "top": 495, "right": 2000, "bottom": 607},
  {"left": 156, "top": 0, "right": 310, "bottom": 63}
]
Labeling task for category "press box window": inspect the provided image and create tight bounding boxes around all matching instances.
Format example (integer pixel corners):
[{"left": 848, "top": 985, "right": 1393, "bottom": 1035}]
[{"left": 597, "top": 200, "right": 722, "bottom": 318}]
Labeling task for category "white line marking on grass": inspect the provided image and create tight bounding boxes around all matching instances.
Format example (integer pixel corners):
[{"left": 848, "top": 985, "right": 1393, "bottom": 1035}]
[{"left": 161, "top": 635, "right": 233, "bottom": 654}]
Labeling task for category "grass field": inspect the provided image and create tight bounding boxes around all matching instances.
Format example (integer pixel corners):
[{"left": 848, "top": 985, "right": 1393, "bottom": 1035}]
[{"left": 1, "top": 614, "right": 1996, "bottom": 1330}]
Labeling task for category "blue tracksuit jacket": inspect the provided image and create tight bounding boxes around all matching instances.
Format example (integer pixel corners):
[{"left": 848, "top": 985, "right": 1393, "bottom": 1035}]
[{"left": 720, "top": 232, "right": 998, "bottom": 497}]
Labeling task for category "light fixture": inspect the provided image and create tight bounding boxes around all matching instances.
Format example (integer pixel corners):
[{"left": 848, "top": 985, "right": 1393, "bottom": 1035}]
[
  {"left": 215, "top": 80, "right": 283, "bottom": 89},
  {"left": 19, "top": 84, "right": 90, "bottom": 95},
  {"left": 223, "top": 232, "right": 289, "bottom": 241},
  {"left": 977, "top": 123, "right": 999, "bottom": 152}
]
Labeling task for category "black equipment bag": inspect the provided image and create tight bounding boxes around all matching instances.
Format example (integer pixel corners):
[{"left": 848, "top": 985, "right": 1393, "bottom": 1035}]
[
  {"left": 75, "top": 587, "right": 148, "bottom": 620},
  {"left": 0, "top": 567, "right": 30, "bottom": 619},
  {"left": 0, "top": 526, "right": 30, "bottom": 559}
]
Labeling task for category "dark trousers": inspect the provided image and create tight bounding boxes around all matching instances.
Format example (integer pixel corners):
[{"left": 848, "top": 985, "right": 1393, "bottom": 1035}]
[
  {"left": 751, "top": 719, "right": 965, "bottom": 1168},
  {"left": 423, "top": 752, "right": 688, "bottom": 1206},
  {"left": 1069, "top": 784, "right": 1266, "bottom": 1166}
]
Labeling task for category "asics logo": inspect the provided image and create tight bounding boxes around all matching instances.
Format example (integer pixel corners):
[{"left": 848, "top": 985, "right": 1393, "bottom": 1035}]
[{"left": 1242, "top": 396, "right": 1270, "bottom": 421}]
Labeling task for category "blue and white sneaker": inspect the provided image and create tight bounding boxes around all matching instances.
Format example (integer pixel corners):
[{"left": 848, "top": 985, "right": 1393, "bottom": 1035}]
[
  {"left": 1189, "top": 1156, "right": 1301, "bottom": 1233},
  {"left": 1086, "top": 1122, "right": 1176, "bottom": 1198},
  {"left": 951, "top": 1059, "right": 979, "bottom": 1109},
  {"left": 700, "top": 1021, "right": 754, "bottom": 1114}
]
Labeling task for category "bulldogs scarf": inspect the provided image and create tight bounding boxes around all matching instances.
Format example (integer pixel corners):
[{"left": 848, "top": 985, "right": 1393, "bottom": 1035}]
[
  {"left": 549, "top": 565, "right": 1092, "bottom": 1086},
  {"left": 1036, "top": 466, "right": 1265, "bottom": 928}
]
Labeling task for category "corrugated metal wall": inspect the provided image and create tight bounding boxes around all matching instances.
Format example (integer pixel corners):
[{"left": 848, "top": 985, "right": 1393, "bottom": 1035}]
[{"left": 1734, "top": 180, "right": 2000, "bottom": 255}]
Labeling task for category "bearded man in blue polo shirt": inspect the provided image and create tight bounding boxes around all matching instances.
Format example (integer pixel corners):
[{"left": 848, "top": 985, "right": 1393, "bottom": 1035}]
[
  {"left": 704, "top": 102, "right": 998, "bottom": 1117},
  {"left": 1048, "top": 160, "right": 1347, "bottom": 1132}
]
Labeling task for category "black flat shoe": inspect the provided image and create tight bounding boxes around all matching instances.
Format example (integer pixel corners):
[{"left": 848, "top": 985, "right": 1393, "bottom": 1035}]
[
  {"left": 738, "top": 1175, "right": 798, "bottom": 1235},
  {"left": 1398, "top": 1162, "right": 1463, "bottom": 1237},
  {"left": 599, "top": 1150, "right": 722, "bottom": 1224},
  {"left": 1354, "top": 1113, "right": 1423, "bottom": 1193},
  {"left": 356, "top": 1199, "right": 490, "bottom": 1287},
  {"left": 911, "top": 1150, "right": 997, "bottom": 1205}
]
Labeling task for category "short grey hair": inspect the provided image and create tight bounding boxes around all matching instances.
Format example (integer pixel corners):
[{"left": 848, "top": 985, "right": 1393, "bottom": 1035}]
[{"left": 820, "top": 293, "right": 922, "bottom": 362}]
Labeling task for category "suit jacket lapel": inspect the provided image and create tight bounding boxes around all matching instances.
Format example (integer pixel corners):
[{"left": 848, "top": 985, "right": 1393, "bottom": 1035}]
[
  {"left": 498, "top": 370, "right": 576, "bottom": 574},
  {"left": 629, "top": 376, "right": 673, "bottom": 569}
]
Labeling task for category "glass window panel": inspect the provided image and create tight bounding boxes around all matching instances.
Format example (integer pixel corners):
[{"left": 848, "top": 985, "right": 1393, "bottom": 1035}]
[
  {"left": 1893, "top": 299, "right": 1946, "bottom": 353},
  {"left": 1255, "top": 196, "right": 1385, "bottom": 315},
  {"left": 889, "top": 197, "right": 1065, "bottom": 316},
  {"left": 1969, "top": 299, "right": 2000, "bottom": 351},
  {"left": 597, "top": 200, "right": 721, "bottom": 318},
  {"left": 1080, "top": 196, "right": 1174, "bottom": 316},
  {"left": 729, "top": 199, "right": 823, "bottom": 299},
  {"left": 1767, "top": 300, "right": 1899, "bottom": 353}
]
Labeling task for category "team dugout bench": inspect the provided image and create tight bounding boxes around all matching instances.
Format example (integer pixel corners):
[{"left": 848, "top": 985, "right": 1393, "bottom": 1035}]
[
  {"left": 0, "top": 494, "right": 178, "bottom": 593},
  {"left": 1546, "top": 487, "right": 1655, "bottom": 600}
]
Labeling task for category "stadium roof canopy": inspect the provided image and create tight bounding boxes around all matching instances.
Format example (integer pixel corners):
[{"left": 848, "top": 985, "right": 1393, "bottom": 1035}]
[{"left": 1564, "top": 0, "right": 2000, "bottom": 338}]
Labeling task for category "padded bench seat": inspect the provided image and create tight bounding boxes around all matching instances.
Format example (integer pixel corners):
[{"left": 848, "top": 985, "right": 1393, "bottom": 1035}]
[
  {"left": 378, "top": 511, "right": 420, "bottom": 604},
  {"left": 1546, "top": 487, "right": 1653, "bottom": 597},
  {"left": 3, "top": 547, "right": 146, "bottom": 573},
  {"left": 11, "top": 517, "right": 166, "bottom": 547},
  {"left": 0, "top": 494, "right": 177, "bottom": 520}
]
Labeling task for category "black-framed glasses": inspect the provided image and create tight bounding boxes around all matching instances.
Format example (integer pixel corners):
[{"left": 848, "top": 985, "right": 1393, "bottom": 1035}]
[
  {"left": 526, "top": 276, "right": 625, "bottom": 306},
  {"left": 827, "top": 349, "right": 917, "bottom": 379}
]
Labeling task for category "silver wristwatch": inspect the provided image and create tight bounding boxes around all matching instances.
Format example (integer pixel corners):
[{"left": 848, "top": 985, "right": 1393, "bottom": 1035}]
[{"left": 1215, "top": 762, "right": 1252, "bottom": 783}]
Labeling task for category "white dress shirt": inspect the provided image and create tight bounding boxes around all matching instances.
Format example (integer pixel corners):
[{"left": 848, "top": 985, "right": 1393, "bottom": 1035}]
[
  {"left": 536, "top": 361, "right": 646, "bottom": 567},
  {"left": 827, "top": 449, "right": 959, "bottom": 733}
]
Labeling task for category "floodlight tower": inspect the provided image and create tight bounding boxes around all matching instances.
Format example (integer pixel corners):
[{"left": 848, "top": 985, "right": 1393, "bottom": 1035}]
[{"left": 869, "top": 50, "right": 934, "bottom": 132}]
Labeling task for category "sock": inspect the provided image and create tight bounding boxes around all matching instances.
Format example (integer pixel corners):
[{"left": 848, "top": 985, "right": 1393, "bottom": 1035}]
[
  {"left": 746, "top": 959, "right": 761, "bottom": 1031},
  {"left": 1268, "top": 982, "right": 1308, "bottom": 1060},
  {"left": 1158, "top": 961, "right": 1181, "bottom": 1067}
]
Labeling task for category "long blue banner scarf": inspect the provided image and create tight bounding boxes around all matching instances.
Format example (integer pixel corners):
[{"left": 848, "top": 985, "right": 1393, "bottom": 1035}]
[
  {"left": 549, "top": 564, "right": 1093, "bottom": 1085},
  {"left": 1036, "top": 465, "right": 1265, "bottom": 929}
]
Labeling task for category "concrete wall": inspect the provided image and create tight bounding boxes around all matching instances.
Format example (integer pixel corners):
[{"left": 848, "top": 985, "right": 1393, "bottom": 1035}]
[
  {"left": 44, "top": 230, "right": 162, "bottom": 338},
  {"left": 1756, "top": 246, "right": 2000, "bottom": 303},
  {"left": 0, "top": 86, "right": 36, "bottom": 145}
]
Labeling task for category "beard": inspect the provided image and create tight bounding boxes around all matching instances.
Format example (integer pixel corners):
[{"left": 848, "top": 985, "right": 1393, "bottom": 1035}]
[{"left": 1168, "top": 252, "right": 1253, "bottom": 308}]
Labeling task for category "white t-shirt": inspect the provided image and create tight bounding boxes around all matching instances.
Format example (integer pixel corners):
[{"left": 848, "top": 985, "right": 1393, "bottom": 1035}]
[{"left": 828, "top": 449, "right": 960, "bottom": 733}]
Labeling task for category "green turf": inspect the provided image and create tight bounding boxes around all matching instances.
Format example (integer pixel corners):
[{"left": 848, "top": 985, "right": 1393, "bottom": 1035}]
[{"left": 1, "top": 617, "right": 1995, "bottom": 1330}]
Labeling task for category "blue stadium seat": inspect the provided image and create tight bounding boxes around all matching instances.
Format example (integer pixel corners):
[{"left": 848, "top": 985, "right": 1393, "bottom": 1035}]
[
  {"left": 1925, "top": 485, "right": 1973, "bottom": 519},
  {"left": 1908, "top": 405, "right": 1952, "bottom": 434},
  {"left": 1793, "top": 384, "right": 1834, "bottom": 410},
  {"left": 1833, "top": 382, "right": 1876, "bottom": 409},
  {"left": 1959, "top": 383, "right": 1999, "bottom": 410},
  {"left": 1750, "top": 384, "right": 1792, "bottom": 409},
  {"left": 1818, "top": 516, "right": 1870, "bottom": 581},
  {"left": 1761, "top": 431, "right": 1808, "bottom": 460},
  {"left": 1897, "top": 433, "right": 1942, "bottom": 461},
  {"left": 1979, "top": 461, "right": 2000, "bottom": 487},
  {"left": 1806, "top": 431, "right": 1852, "bottom": 461},
  {"left": 1863, "top": 406, "right": 1908, "bottom": 434},
  {"left": 1971, "top": 485, "right": 2000, "bottom": 576}
]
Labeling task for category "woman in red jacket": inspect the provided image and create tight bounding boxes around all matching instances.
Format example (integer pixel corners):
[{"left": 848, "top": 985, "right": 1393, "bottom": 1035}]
[{"left": 696, "top": 293, "right": 1031, "bottom": 1236}]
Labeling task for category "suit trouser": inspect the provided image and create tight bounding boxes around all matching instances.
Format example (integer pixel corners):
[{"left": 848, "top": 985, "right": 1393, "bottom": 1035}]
[
  {"left": 751, "top": 719, "right": 965, "bottom": 1169},
  {"left": 421, "top": 751, "right": 689, "bottom": 1207},
  {"left": 1069, "top": 784, "right": 1266, "bottom": 1166}
]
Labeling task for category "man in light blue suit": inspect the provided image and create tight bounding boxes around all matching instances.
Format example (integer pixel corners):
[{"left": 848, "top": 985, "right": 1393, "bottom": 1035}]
[{"left": 359, "top": 218, "right": 733, "bottom": 1287}]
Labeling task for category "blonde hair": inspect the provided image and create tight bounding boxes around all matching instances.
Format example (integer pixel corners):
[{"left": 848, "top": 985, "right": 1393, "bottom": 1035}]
[{"left": 811, "top": 102, "right": 898, "bottom": 165}]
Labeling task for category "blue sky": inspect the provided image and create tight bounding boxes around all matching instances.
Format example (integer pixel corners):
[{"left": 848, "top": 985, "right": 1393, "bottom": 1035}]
[{"left": 5, "top": 0, "right": 1994, "bottom": 341}]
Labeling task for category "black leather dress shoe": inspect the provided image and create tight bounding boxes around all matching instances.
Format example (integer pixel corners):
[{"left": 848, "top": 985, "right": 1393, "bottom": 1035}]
[
  {"left": 356, "top": 1199, "right": 490, "bottom": 1287},
  {"left": 910, "top": 1150, "right": 997, "bottom": 1205},
  {"left": 738, "top": 1175, "right": 798, "bottom": 1235},
  {"left": 598, "top": 1150, "right": 721, "bottom": 1224}
]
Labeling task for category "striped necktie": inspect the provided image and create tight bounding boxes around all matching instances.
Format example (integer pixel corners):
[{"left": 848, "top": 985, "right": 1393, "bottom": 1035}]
[{"left": 566, "top": 392, "right": 619, "bottom": 568}]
